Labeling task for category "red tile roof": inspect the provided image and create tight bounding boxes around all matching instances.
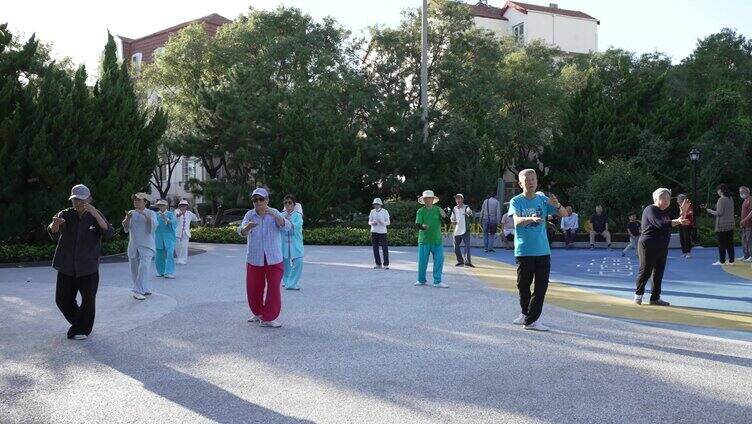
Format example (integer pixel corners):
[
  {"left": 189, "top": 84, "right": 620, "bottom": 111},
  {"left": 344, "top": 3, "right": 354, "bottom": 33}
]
[
  {"left": 118, "top": 13, "right": 231, "bottom": 44},
  {"left": 503, "top": 1, "right": 598, "bottom": 22},
  {"left": 467, "top": 2, "right": 509, "bottom": 21}
]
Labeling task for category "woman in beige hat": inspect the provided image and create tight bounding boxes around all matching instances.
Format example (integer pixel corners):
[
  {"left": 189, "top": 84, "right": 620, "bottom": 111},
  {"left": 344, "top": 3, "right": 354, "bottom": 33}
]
[{"left": 123, "top": 193, "right": 158, "bottom": 300}]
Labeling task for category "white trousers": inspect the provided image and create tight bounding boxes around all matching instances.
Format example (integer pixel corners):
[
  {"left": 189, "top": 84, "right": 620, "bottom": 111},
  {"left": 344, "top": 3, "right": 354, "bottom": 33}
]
[
  {"left": 129, "top": 249, "right": 154, "bottom": 295},
  {"left": 176, "top": 236, "right": 190, "bottom": 265}
]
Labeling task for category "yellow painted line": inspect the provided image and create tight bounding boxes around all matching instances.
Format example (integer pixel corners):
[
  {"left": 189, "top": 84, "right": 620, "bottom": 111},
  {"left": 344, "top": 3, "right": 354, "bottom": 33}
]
[
  {"left": 468, "top": 256, "right": 752, "bottom": 332},
  {"left": 722, "top": 262, "right": 752, "bottom": 281}
]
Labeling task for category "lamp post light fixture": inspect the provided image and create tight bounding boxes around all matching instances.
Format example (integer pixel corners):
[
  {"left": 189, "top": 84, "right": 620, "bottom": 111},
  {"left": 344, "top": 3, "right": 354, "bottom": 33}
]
[{"left": 689, "top": 148, "right": 700, "bottom": 244}]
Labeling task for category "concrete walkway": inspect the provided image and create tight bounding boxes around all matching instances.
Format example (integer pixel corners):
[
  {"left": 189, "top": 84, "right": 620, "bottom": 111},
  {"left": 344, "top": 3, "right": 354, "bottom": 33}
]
[{"left": 1, "top": 244, "right": 751, "bottom": 423}]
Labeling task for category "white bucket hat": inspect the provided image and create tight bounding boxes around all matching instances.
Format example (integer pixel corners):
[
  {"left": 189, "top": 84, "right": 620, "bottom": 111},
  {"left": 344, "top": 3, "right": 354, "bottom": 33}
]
[
  {"left": 372, "top": 198, "right": 383, "bottom": 206},
  {"left": 418, "top": 190, "right": 439, "bottom": 204},
  {"left": 178, "top": 199, "right": 189, "bottom": 206},
  {"left": 155, "top": 199, "right": 168, "bottom": 206}
]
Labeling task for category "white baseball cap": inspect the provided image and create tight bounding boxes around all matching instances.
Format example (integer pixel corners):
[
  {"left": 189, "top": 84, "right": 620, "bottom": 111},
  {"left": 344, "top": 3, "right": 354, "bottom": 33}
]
[{"left": 69, "top": 184, "right": 91, "bottom": 200}]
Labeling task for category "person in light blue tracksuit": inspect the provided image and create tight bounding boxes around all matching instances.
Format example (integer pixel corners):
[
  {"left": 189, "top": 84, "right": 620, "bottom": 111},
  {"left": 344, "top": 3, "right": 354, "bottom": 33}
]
[
  {"left": 280, "top": 194, "right": 304, "bottom": 290},
  {"left": 154, "top": 199, "right": 177, "bottom": 279},
  {"left": 123, "top": 193, "right": 158, "bottom": 300}
]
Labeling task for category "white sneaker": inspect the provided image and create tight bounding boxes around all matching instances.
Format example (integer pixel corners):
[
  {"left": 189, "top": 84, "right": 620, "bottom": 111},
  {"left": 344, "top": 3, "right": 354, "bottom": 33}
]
[
  {"left": 164, "top": 274, "right": 175, "bottom": 279},
  {"left": 259, "top": 320, "right": 282, "bottom": 328},
  {"left": 711, "top": 261, "right": 723, "bottom": 266},
  {"left": 247, "top": 315, "right": 261, "bottom": 323},
  {"left": 72, "top": 334, "right": 88, "bottom": 340},
  {"left": 512, "top": 313, "right": 527, "bottom": 325},
  {"left": 132, "top": 293, "right": 146, "bottom": 300},
  {"left": 414, "top": 281, "right": 427, "bottom": 286},
  {"left": 432, "top": 282, "right": 449, "bottom": 288},
  {"left": 744, "top": 258, "right": 752, "bottom": 262},
  {"left": 634, "top": 295, "right": 643, "bottom": 305},
  {"left": 373, "top": 265, "right": 382, "bottom": 269},
  {"left": 523, "top": 321, "right": 549, "bottom": 331},
  {"left": 685, "top": 254, "right": 691, "bottom": 259}
]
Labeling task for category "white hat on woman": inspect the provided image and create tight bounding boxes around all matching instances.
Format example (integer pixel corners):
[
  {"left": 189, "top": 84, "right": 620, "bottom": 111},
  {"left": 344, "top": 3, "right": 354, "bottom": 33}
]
[
  {"left": 372, "top": 198, "right": 383, "bottom": 206},
  {"left": 418, "top": 190, "right": 439, "bottom": 204}
]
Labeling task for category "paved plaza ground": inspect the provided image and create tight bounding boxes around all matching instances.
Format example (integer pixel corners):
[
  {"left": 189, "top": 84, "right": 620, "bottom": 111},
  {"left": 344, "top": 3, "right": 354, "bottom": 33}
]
[{"left": 1, "top": 243, "right": 752, "bottom": 423}]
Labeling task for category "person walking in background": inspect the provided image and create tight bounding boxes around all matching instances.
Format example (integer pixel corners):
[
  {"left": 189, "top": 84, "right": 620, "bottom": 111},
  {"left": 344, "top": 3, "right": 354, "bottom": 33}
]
[
  {"left": 677, "top": 194, "right": 695, "bottom": 259},
  {"left": 508, "top": 169, "right": 569, "bottom": 331},
  {"left": 480, "top": 192, "right": 501, "bottom": 252},
  {"left": 368, "top": 198, "right": 391, "bottom": 269},
  {"left": 239, "top": 188, "right": 291, "bottom": 328},
  {"left": 415, "top": 190, "right": 448, "bottom": 288},
  {"left": 589, "top": 205, "right": 612, "bottom": 249},
  {"left": 123, "top": 193, "right": 158, "bottom": 300},
  {"left": 48, "top": 184, "right": 114, "bottom": 340},
  {"left": 706, "top": 184, "right": 736, "bottom": 266},
  {"left": 154, "top": 199, "right": 177, "bottom": 279},
  {"left": 622, "top": 213, "right": 641, "bottom": 257},
  {"left": 281, "top": 194, "right": 304, "bottom": 290},
  {"left": 560, "top": 206, "right": 579, "bottom": 249},
  {"left": 451, "top": 193, "right": 474, "bottom": 267},
  {"left": 501, "top": 211, "right": 515, "bottom": 249},
  {"left": 634, "top": 189, "right": 690, "bottom": 306},
  {"left": 175, "top": 199, "right": 200, "bottom": 265},
  {"left": 739, "top": 186, "right": 752, "bottom": 262}
]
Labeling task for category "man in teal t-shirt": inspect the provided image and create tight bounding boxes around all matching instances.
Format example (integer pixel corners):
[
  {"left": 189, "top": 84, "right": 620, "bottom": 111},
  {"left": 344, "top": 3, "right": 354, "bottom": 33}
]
[
  {"left": 415, "top": 190, "right": 448, "bottom": 288},
  {"left": 507, "top": 170, "right": 568, "bottom": 331}
]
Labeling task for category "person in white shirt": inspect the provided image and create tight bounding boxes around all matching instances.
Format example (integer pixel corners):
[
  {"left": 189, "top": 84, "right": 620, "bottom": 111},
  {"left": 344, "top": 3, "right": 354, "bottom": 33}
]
[
  {"left": 451, "top": 194, "right": 474, "bottom": 267},
  {"left": 175, "top": 199, "right": 201, "bottom": 265},
  {"left": 122, "top": 193, "right": 158, "bottom": 300},
  {"left": 501, "top": 211, "right": 515, "bottom": 249},
  {"left": 368, "top": 198, "right": 391, "bottom": 269},
  {"left": 560, "top": 206, "right": 579, "bottom": 249}
]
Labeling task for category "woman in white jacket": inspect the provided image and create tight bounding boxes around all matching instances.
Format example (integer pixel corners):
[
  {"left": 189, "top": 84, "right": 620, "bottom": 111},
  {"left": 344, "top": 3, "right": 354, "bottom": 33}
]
[
  {"left": 175, "top": 200, "right": 201, "bottom": 265},
  {"left": 369, "top": 198, "right": 391, "bottom": 269}
]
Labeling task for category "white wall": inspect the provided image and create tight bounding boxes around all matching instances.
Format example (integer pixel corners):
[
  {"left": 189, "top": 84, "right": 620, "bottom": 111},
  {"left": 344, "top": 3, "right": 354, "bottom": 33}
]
[
  {"left": 551, "top": 15, "right": 598, "bottom": 53},
  {"left": 148, "top": 156, "right": 205, "bottom": 206},
  {"left": 526, "top": 11, "right": 597, "bottom": 54},
  {"left": 472, "top": 16, "right": 508, "bottom": 37}
]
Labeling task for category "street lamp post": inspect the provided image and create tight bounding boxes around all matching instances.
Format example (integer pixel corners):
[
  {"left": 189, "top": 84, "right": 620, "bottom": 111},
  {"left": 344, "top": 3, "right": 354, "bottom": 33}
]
[
  {"left": 421, "top": 0, "right": 428, "bottom": 143},
  {"left": 689, "top": 148, "right": 700, "bottom": 244}
]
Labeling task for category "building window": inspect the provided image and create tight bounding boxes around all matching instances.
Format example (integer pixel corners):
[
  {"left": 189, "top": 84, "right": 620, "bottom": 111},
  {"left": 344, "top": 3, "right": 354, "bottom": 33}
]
[
  {"left": 183, "top": 158, "right": 198, "bottom": 190},
  {"left": 512, "top": 23, "right": 525, "bottom": 43},
  {"left": 131, "top": 52, "right": 143, "bottom": 74}
]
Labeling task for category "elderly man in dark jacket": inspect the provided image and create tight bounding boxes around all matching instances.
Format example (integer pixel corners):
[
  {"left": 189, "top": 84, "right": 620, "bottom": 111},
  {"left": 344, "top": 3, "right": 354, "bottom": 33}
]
[{"left": 48, "top": 184, "right": 114, "bottom": 340}]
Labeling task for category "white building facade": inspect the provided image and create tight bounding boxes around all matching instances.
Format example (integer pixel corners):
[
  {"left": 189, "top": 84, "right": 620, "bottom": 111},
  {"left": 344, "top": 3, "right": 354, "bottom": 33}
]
[{"left": 469, "top": 1, "right": 598, "bottom": 54}]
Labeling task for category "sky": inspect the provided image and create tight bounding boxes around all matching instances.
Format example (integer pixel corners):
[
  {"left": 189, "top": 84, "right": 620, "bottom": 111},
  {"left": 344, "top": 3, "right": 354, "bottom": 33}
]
[{"left": 2, "top": 0, "right": 752, "bottom": 81}]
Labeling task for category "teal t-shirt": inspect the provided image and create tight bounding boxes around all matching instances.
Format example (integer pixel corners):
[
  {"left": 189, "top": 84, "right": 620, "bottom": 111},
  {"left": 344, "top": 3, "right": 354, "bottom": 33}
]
[{"left": 508, "top": 193, "right": 559, "bottom": 257}]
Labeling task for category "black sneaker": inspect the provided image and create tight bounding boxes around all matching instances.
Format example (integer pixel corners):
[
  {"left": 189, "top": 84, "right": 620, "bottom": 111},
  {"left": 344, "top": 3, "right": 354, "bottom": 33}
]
[
  {"left": 649, "top": 299, "right": 670, "bottom": 306},
  {"left": 455, "top": 262, "right": 464, "bottom": 267},
  {"left": 465, "top": 263, "right": 475, "bottom": 268},
  {"left": 489, "top": 249, "right": 496, "bottom": 252}
]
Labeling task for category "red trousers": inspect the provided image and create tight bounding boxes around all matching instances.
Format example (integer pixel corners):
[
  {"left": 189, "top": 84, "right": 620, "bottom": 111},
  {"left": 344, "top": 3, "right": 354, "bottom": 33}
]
[{"left": 246, "top": 261, "right": 283, "bottom": 321}]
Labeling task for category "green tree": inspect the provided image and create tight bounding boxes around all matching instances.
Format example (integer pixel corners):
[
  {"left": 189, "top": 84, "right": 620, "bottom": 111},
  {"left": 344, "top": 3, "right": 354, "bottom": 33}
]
[{"left": 575, "top": 159, "right": 657, "bottom": 230}]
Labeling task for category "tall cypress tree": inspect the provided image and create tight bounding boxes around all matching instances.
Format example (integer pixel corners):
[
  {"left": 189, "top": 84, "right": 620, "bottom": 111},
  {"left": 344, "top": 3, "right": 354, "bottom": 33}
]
[{"left": 92, "top": 33, "right": 166, "bottom": 223}]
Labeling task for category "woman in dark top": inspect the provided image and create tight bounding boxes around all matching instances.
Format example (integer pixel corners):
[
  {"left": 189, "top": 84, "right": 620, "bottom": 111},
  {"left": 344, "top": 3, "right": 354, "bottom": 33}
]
[{"left": 634, "top": 188, "right": 690, "bottom": 306}]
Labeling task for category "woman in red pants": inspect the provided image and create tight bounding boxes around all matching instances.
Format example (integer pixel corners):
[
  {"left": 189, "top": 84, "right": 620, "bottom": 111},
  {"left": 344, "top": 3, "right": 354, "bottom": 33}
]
[{"left": 237, "top": 187, "right": 291, "bottom": 328}]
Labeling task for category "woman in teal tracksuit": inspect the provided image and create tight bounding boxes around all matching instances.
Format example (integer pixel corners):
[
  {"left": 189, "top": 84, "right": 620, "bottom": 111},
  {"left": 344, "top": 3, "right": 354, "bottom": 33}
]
[
  {"left": 281, "top": 194, "right": 304, "bottom": 290},
  {"left": 154, "top": 199, "right": 177, "bottom": 279}
]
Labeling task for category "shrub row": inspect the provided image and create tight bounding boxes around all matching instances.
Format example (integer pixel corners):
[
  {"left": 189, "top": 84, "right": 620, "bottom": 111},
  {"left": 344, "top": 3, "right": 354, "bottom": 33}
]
[
  {"left": 0, "top": 239, "right": 129, "bottom": 263},
  {"left": 190, "top": 226, "right": 419, "bottom": 246}
]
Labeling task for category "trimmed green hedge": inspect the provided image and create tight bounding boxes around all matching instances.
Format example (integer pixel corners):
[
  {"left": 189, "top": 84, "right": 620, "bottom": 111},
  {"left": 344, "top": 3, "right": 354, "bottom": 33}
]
[
  {"left": 191, "top": 225, "right": 419, "bottom": 246},
  {"left": 0, "top": 239, "right": 129, "bottom": 263}
]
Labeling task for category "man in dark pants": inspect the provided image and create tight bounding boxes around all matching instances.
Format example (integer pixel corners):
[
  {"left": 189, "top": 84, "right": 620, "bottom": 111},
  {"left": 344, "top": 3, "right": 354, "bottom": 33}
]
[
  {"left": 508, "top": 170, "right": 568, "bottom": 331},
  {"left": 48, "top": 184, "right": 114, "bottom": 340}
]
